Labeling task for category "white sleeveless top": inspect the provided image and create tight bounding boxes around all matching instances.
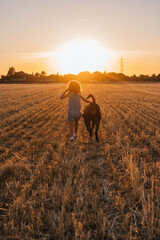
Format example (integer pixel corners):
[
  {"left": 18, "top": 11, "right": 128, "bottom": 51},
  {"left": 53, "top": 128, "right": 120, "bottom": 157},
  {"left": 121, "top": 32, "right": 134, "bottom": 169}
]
[{"left": 68, "top": 93, "right": 81, "bottom": 118}]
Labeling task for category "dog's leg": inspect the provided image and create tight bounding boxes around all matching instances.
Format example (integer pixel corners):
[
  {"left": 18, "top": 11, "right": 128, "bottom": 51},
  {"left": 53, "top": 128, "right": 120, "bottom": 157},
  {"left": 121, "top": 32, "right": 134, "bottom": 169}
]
[
  {"left": 95, "top": 120, "right": 100, "bottom": 142},
  {"left": 90, "top": 127, "right": 92, "bottom": 137},
  {"left": 85, "top": 119, "right": 91, "bottom": 133},
  {"left": 90, "top": 120, "right": 95, "bottom": 137},
  {"left": 91, "top": 121, "right": 95, "bottom": 131},
  {"left": 89, "top": 120, "right": 92, "bottom": 137},
  {"left": 85, "top": 119, "right": 92, "bottom": 137}
]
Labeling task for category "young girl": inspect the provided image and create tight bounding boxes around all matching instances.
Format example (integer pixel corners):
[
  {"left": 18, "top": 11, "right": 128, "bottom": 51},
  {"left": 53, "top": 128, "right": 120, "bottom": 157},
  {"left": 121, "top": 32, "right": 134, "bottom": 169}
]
[{"left": 60, "top": 80, "right": 92, "bottom": 142}]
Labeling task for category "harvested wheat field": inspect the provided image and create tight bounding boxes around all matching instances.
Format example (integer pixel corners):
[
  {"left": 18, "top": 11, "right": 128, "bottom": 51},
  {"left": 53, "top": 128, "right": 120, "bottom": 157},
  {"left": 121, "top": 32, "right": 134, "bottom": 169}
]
[{"left": 0, "top": 83, "right": 160, "bottom": 240}]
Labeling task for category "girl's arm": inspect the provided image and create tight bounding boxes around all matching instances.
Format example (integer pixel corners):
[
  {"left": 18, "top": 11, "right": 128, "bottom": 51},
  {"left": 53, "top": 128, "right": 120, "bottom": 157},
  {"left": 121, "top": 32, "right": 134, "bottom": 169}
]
[
  {"left": 60, "top": 89, "right": 70, "bottom": 99},
  {"left": 80, "top": 95, "right": 92, "bottom": 104}
]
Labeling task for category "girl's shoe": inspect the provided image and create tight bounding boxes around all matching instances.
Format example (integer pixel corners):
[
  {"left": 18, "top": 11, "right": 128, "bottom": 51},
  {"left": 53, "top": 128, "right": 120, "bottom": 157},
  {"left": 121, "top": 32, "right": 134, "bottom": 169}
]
[
  {"left": 73, "top": 133, "right": 77, "bottom": 138},
  {"left": 70, "top": 136, "right": 74, "bottom": 142}
]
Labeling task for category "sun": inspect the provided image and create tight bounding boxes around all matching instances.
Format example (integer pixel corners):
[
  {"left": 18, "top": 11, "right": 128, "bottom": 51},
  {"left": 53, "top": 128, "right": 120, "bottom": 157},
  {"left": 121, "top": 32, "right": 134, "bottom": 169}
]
[{"left": 55, "top": 39, "right": 112, "bottom": 74}]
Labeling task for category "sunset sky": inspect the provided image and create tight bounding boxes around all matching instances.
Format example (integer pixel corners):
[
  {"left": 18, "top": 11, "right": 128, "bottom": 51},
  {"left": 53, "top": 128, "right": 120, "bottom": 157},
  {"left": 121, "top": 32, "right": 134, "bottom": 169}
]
[{"left": 0, "top": 0, "right": 160, "bottom": 76}]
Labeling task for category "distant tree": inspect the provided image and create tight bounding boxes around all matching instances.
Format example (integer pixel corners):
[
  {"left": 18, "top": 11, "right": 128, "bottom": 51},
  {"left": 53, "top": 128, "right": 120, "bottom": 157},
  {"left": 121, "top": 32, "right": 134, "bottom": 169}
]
[
  {"left": 14, "top": 71, "right": 26, "bottom": 80},
  {"left": 92, "top": 71, "right": 104, "bottom": 81},
  {"left": 139, "top": 74, "right": 149, "bottom": 81},
  {"left": 35, "top": 72, "right": 40, "bottom": 78},
  {"left": 41, "top": 71, "right": 46, "bottom": 77},
  {"left": 132, "top": 74, "right": 137, "bottom": 78},
  {"left": 151, "top": 74, "right": 156, "bottom": 81},
  {"left": 1, "top": 75, "right": 5, "bottom": 80},
  {"left": 7, "top": 66, "right": 15, "bottom": 77},
  {"left": 131, "top": 74, "right": 138, "bottom": 81},
  {"left": 157, "top": 73, "right": 160, "bottom": 79},
  {"left": 151, "top": 74, "right": 156, "bottom": 77},
  {"left": 78, "top": 71, "right": 91, "bottom": 81}
]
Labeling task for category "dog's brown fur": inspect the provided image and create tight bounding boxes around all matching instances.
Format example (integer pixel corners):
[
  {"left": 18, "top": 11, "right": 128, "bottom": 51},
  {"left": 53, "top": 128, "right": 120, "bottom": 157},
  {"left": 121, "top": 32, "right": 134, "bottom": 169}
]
[{"left": 82, "top": 94, "right": 101, "bottom": 141}]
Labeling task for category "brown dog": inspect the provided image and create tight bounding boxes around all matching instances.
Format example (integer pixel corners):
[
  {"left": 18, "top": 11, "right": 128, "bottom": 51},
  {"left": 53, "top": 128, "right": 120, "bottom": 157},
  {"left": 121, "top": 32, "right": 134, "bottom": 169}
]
[{"left": 82, "top": 94, "right": 101, "bottom": 141}]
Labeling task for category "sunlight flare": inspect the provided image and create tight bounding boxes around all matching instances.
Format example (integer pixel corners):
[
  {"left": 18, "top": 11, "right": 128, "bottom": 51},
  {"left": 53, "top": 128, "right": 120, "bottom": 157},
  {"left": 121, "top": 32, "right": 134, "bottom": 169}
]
[{"left": 53, "top": 40, "right": 113, "bottom": 74}]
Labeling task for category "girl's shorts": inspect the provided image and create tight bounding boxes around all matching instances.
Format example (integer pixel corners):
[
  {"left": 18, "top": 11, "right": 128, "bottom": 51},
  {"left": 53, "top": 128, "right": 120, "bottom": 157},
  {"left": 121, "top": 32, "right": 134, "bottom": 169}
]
[{"left": 68, "top": 112, "right": 81, "bottom": 122}]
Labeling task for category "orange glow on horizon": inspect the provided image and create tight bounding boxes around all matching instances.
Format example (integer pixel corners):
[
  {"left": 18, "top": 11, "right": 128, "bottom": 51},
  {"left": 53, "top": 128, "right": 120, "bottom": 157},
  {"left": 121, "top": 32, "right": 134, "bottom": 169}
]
[{"left": 49, "top": 39, "right": 115, "bottom": 75}]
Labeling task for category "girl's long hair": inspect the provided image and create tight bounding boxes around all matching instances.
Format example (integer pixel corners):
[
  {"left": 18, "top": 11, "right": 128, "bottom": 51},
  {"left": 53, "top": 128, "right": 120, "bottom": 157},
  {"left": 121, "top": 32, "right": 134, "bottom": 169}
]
[{"left": 67, "top": 80, "right": 82, "bottom": 94}]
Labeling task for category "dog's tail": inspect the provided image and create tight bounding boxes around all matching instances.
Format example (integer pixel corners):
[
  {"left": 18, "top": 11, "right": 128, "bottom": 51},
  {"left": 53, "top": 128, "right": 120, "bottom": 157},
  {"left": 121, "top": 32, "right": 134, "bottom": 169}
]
[{"left": 86, "top": 94, "right": 96, "bottom": 104}]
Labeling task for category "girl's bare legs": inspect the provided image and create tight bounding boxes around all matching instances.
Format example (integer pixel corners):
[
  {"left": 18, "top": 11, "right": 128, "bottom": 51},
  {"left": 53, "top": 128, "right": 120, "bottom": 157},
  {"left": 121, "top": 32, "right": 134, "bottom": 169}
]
[
  {"left": 69, "top": 120, "right": 79, "bottom": 141},
  {"left": 69, "top": 121, "right": 74, "bottom": 137},
  {"left": 75, "top": 120, "right": 79, "bottom": 135}
]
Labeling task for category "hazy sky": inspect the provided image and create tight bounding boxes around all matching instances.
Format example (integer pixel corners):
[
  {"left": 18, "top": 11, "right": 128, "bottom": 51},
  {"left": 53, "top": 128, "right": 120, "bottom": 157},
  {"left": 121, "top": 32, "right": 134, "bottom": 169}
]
[{"left": 0, "top": 0, "right": 160, "bottom": 76}]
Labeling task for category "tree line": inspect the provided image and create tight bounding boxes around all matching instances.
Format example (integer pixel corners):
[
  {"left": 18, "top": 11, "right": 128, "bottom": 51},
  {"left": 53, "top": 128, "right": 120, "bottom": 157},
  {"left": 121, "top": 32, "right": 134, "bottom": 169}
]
[{"left": 1, "top": 66, "right": 160, "bottom": 83}]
